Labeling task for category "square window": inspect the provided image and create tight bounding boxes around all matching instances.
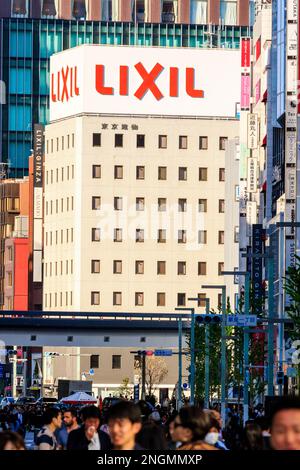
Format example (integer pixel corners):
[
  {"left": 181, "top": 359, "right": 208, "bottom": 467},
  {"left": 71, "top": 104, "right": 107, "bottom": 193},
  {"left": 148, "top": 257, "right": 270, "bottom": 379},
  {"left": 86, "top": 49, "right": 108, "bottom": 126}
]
[
  {"left": 198, "top": 231, "right": 207, "bottom": 244},
  {"left": 115, "top": 134, "right": 123, "bottom": 147},
  {"left": 179, "top": 167, "right": 187, "bottom": 181},
  {"left": 178, "top": 198, "right": 187, "bottom": 212},
  {"left": 218, "top": 262, "right": 224, "bottom": 276},
  {"left": 198, "top": 293, "right": 206, "bottom": 308},
  {"left": 90, "top": 355, "right": 99, "bottom": 369},
  {"left": 112, "top": 355, "right": 121, "bottom": 369},
  {"left": 91, "top": 260, "right": 100, "bottom": 274},
  {"left": 93, "top": 133, "right": 101, "bottom": 147},
  {"left": 136, "top": 166, "right": 145, "bottom": 180},
  {"left": 157, "top": 292, "right": 166, "bottom": 306},
  {"left": 135, "top": 292, "right": 144, "bottom": 306},
  {"left": 114, "top": 197, "right": 123, "bottom": 211},
  {"left": 219, "top": 168, "right": 225, "bottom": 182},
  {"left": 158, "top": 229, "right": 166, "bottom": 243},
  {"left": 178, "top": 230, "right": 187, "bottom": 244},
  {"left": 198, "top": 199, "right": 207, "bottom": 212},
  {"left": 219, "top": 136, "right": 228, "bottom": 150},
  {"left": 199, "top": 168, "right": 208, "bottom": 181},
  {"left": 198, "top": 262, "right": 207, "bottom": 275},
  {"left": 135, "top": 260, "right": 144, "bottom": 274},
  {"left": 178, "top": 261, "right": 186, "bottom": 275},
  {"left": 199, "top": 136, "right": 208, "bottom": 150},
  {"left": 136, "top": 197, "right": 145, "bottom": 211},
  {"left": 92, "top": 165, "right": 101, "bottom": 179},
  {"left": 114, "top": 228, "right": 123, "bottom": 242},
  {"left": 137, "top": 134, "right": 145, "bottom": 148},
  {"left": 114, "top": 166, "right": 123, "bottom": 179},
  {"left": 159, "top": 135, "right": 167, "bottom": 149},
  {"left": 136, "top": 229, "right": 144, "bottom": 242},
  {"left": 157, "top": 261, "right": 166, "bottom": 275},
  {"left": 92, "top": 196, "right": 101, "bottom": 210},
  {"left": 91, "top": 291, "right": 100, "bottom": 305},
  {"left": 113, "top": 260, "right": 122, "bottom": 274},
  {"left": 92, "top": 228, "right": 101, "bottom": 242},
  {"left": 218, "top": 231, "right": 225, "bottom": 244},
  {"left": 113, "top": 292, "right": 122, "bottom": 306},
  {"left": 177, "top": 293, "right": 186, "bottom": 306},
  {"left": 179, "top": 135, "right": 188, "bottom": 149},
  {"left": 219, "top": 199, "right": 225, "bottom": 213},
  {"left": 158, "top": 198, "right": 167, "bottom": 212},
  {"left": 158, "top": 167, "right": 167, "bottom": 180}
]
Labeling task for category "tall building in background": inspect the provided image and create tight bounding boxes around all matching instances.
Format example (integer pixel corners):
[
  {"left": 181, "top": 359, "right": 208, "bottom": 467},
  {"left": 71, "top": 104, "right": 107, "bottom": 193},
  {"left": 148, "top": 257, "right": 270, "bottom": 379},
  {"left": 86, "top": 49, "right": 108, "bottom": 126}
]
[
  {"left": 41, "top": 43, "right": 240, "bottom": 396},
  {"left": 0, "top": 0, "right": 253, "bottom": 176}
]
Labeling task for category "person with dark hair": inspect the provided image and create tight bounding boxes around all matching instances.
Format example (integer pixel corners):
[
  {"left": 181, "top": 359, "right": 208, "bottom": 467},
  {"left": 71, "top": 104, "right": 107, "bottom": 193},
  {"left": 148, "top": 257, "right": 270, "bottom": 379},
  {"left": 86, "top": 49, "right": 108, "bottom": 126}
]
[
  {"left": 136, "top": 422, "right": 168, "bottom": 450},
  {"left": 56, "top": 408, "right": 79, "bottom": 450},
  {"left": 108, "top": 401, "right": 143, "bottom": 450},
  {"left": 269, "top": 397, "right": 300, "bottom": 450},
  {"left": 255, "top": 416, "right": 271, "bottom": 450},
  {"left": 240, "top": 423, "right": 264, "bottom": 450},
  {"left": 0, "top": 431, "right": 26, "bottom": 450},
  {"left": 172, "top": 406, "right": 218, "bottom": 450},
  {"left": 36, "top": 408, "right": 62, "bottom": 450},
  {"left": 67, "top": 405, "right": 111, "bottom": 450}
]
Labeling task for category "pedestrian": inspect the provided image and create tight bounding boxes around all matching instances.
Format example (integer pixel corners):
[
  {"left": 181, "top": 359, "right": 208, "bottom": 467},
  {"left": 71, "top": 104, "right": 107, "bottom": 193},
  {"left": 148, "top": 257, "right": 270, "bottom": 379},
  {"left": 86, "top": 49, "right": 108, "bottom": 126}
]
[
  {"left": 36, "top": 408, "right": 62, "bottom": 450},
  {"left": 108, "top": 401, "right": 143, "bottom": 450},
  {"left": 269, "top": 397, "right": 300, "bottom": 450},
  {"left": 173, "top": 406, "right": 218, "bottom": 450},
  {"left": 67, "top": 405, "right": 111, "bottom": 450},
  {"left": 136, "top": 422, "right": 168, "bottom": 450},
  {"left": 240, "top": 423, "right": 264, "bottom": 450},
  {"left": 204, "top": 414, "right": 228, "bottom": 450},
  {"left": 56, "top": 408, "right": 79, "bottom": 450},
  {"left": 0, "top": 431, "right": 26, "bottom": 450}
]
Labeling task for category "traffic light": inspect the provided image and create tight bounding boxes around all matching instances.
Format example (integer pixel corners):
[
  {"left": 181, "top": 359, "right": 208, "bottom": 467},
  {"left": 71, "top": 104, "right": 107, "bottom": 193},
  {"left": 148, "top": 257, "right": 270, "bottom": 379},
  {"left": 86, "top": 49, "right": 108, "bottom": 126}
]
[
  {"left": 137, "top": 350, "right": 154, "bottom": 356},
  {"left": 196, "top": 315, "right": 222, "bottom": 325}
]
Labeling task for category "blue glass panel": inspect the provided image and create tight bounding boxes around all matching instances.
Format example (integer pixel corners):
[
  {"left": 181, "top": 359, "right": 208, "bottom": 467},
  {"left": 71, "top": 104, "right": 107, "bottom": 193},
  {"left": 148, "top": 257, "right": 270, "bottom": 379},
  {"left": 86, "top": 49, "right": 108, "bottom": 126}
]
[
  {"left": 10, "top": 31, "right": 32, "bottom": 58},
  {"left": 9, "top": 141, "right": 31, "bottom": 169},
  {"left": 9, "top": 105, "right": 31, "bottom": 131},
  {"left": 9, "top": 68, "right": 32, "bottom": 94}
]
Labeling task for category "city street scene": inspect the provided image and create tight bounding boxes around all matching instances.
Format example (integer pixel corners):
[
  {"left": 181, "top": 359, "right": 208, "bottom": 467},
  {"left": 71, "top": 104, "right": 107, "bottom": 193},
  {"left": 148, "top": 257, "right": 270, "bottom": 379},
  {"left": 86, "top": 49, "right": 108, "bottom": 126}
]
[{"left": 0, "top": 0, "right": 300, "bottom": 462}]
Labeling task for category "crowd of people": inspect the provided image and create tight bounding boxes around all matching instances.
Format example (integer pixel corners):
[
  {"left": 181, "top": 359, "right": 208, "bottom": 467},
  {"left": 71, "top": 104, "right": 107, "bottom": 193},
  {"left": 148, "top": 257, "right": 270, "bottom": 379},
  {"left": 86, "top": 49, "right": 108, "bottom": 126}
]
[{"left": 0, "top": 396, "right": 300, "bottom": 451}]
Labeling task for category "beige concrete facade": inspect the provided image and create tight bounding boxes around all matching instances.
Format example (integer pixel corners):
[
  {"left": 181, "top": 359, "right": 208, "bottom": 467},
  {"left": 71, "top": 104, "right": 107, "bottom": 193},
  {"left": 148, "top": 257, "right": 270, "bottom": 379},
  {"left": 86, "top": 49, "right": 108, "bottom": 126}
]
[{"left": 43, "top": 114, "right": 238, "bottom": 395}]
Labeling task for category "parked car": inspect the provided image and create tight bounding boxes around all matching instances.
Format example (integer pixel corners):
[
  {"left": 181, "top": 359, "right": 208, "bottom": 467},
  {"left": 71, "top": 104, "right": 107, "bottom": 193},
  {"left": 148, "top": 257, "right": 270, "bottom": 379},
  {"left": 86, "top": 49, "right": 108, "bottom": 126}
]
[
  {"left": 0, "top": 396, "right": 15, "bottom": 409},
  {"left": 34, "top": 397, "right": 58, "bottom": 406}
]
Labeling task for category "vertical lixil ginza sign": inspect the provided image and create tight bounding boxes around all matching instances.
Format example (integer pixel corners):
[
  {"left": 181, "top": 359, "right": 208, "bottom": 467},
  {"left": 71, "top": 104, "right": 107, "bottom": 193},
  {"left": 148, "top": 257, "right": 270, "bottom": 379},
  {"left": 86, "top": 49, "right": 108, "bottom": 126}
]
[{"left": 33, "top": 124, "right": 44, "bottom": 283}]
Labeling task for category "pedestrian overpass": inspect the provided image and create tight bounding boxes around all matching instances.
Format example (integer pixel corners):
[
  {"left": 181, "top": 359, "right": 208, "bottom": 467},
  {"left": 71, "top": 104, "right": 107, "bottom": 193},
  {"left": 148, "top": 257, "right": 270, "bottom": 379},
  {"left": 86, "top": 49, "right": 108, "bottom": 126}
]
[{"left": 0, "top": 311, "right": 190, "bottom": 348}]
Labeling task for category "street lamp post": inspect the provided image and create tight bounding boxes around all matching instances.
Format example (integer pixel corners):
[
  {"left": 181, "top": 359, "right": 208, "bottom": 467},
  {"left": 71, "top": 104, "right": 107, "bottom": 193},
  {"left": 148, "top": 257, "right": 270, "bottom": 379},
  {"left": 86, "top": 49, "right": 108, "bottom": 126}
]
[
  {"left": 188, "top": 296, "right": 211, "bottom": 409},
  {"left": 222, "top": 270, "right": 250, "bottom": 425},
  {"left": 175, "top": 307, "right": 195, "bottom": 406},
  {"left": 202, "top": 285, "right": 226, "bottom": 427}
]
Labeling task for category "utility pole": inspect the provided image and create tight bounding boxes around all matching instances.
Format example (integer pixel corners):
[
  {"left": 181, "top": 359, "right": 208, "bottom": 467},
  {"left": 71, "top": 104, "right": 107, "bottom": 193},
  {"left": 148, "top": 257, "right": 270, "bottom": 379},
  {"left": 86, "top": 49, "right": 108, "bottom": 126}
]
[
  {"left": 141, "top": 352, "right": 146, "bottom": 401},
  {"left": 205, "top": 298, "right": 210, "bottom": 409},
  {"left": 175, "top": 307, "right": 195, "bottom": 405}
]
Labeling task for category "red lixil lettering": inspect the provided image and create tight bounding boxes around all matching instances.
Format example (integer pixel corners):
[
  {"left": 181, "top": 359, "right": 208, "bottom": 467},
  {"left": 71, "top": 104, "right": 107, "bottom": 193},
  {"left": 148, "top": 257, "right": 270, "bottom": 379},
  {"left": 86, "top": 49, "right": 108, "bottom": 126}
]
[
  {"left": 119, "top": 66, "right": 129, "bottom": 96},
  {"left": 134, "top": 62, "right": 164, "bottom": 101},
  {"left": 95, "top": 65, "right": 114, "bottom": 95},
  {"left": 186, "top": 68, "right": 204, "bottom": 98},
  {"left": 169, "top": 67, "right": 179, "bottom": 97},
  {"left": 51, "top": 73, "right": 57, "bottom": 102}
]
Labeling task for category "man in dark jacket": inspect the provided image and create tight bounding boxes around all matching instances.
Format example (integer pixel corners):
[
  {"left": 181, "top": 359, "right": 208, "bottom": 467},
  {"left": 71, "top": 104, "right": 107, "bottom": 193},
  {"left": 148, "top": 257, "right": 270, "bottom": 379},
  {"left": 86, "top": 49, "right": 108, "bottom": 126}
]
[{"left": 67, "top": 405, "right": 111, "bottom": 450}]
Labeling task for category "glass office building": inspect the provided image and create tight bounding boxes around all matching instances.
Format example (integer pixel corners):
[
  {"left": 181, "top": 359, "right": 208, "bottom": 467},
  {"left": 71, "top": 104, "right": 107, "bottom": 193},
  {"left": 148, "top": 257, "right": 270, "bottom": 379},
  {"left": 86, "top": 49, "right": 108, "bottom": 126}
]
[{"left": 0, "top": 18, "right": 251, "bottom": 177}]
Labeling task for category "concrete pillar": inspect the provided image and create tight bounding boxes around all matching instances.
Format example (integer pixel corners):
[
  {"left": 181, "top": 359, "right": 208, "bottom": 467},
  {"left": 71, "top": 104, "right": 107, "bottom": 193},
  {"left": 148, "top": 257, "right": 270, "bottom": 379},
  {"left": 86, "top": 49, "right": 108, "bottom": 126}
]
[
  {"left": 31, "top": 0, "right": 42, "bottom": 17},
  {"left": 58, "top": 0, "right": 72, "bottom": 19},
  {"left": 178, "top": 0, "right": 190, "bottom": 24},
  {"left": 87, "top": 0, "right": 101, "bottom": 20},
  {"left": 238, "top": 0, "right": 249, "bottom": 26},
  {"left": 149, "top": 0, "right": 161, "bottom": 23},
  {"left": 208, "top": 0, "right": 220, "bottom": 25},
  {"left": 120, "top": 0, "right": 132, "bottom": 22},
  {"left": 0, "top": 0, "right": 11, "bottom": 17}
]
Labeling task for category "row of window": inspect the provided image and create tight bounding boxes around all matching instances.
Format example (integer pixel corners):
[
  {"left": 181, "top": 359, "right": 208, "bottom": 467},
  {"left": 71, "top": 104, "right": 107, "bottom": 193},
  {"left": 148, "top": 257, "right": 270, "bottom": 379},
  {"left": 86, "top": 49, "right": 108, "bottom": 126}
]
[
  {"left": 91, "top": 196, "right": 225, "bottom": 213},
  {"left": 45, "top": 229, "right": 74, "bottom": 246},
  {"left": 91, "top": 165, "right": 225, "bottom": 182},
  {"left": 89, "top": 291, "right": 223, "bottom": 308},
  {"left": 46, "top": 166, "right": 75, "bottom": 185},
  {"left": 44, "top": 291, "right": 73, "bottom": 308},
  {"left": 91, "top": 228, "right": 225, "bottom": 244},
  {"left": 89, "top": 354, "right": 122, "bottom": 371},
  {"left": 46, "top": 134, "right": 75, "bottom": 154},
  {"left": 92, "top": 133, "right": 228, "bottom": 151},
  {"left": 45, "top": 260, "right": 74, "bottom": 277},
  {"left": 90, "top": 260, "right": 224, "bottom": 276},
  {"left": 45, "top": 197, "right": 74, "bottom": 215}
]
